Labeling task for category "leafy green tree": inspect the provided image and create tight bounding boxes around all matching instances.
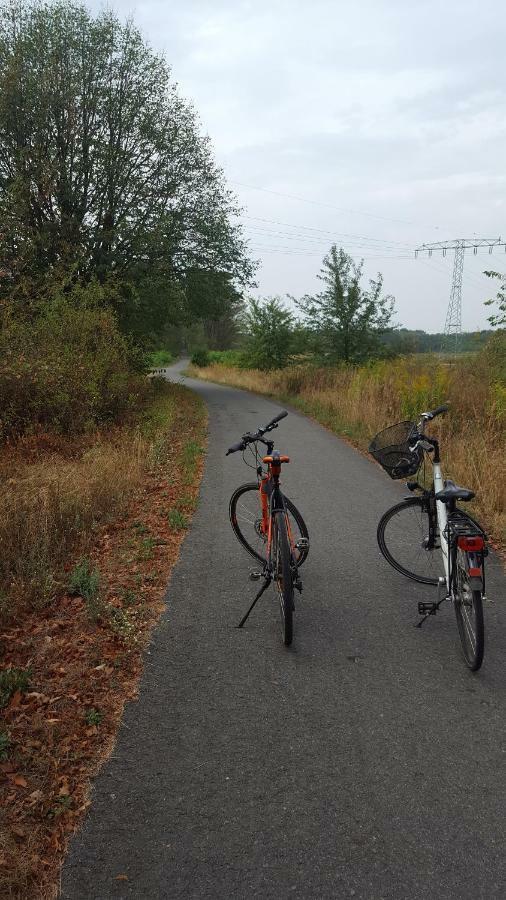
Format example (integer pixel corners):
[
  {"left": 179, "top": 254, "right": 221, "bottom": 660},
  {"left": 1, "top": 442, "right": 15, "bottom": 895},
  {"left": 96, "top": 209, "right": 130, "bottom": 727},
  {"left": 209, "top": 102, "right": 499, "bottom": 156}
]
[
  {"left": 0, "top": 0, "right": 254, "bottom": 334},
  {"left": 244, "top": 298, "right": 294, "bottom": 370},
  {"left": 484, "top": 270, "right": 506, "bottom": 327},
  {"left": 295, "top": 245, "right": 396, "bottom": 364}
]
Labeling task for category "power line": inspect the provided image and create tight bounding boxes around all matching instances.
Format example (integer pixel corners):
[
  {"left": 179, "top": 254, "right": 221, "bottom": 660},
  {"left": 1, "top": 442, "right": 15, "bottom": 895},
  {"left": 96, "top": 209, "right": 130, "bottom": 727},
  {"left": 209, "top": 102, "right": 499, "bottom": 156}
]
[
  {"left": 231, "top": 180, "right": 443, "bottom": 229},
  {"left": 243, "top": 225, "right": 415, "bottom": 254},
  {"left": 241, "top": 214, "right": 415, "bottom": 250}
]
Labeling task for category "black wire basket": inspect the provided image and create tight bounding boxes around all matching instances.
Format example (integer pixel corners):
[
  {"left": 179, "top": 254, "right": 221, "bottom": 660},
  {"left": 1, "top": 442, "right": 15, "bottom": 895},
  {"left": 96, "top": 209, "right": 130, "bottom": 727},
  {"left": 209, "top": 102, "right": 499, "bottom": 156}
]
[{"left": 369, "top": 421, "right": 423, "bottom": 479}]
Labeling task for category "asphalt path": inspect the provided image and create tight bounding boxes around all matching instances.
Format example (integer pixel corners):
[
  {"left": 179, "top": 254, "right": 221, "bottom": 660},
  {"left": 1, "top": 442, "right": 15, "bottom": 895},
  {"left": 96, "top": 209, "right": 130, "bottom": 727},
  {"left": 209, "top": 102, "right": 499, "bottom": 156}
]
[{"left": 62, "top": 359, "right": 506, "bottom": 900}]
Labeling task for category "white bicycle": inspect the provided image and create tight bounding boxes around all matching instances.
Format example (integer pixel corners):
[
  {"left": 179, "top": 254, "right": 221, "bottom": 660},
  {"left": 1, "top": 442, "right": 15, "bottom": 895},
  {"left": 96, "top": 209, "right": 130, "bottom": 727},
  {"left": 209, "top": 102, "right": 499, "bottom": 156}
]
[{"left": 370, "top": 404, "right": 488, "bottom": 671}]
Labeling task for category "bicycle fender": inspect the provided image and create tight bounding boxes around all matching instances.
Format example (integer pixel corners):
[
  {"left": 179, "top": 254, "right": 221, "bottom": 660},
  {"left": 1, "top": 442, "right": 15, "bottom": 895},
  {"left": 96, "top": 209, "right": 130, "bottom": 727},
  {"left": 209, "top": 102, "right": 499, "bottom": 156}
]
[{"left": 469, "top": 575, "right": 483, "bottom": 591}]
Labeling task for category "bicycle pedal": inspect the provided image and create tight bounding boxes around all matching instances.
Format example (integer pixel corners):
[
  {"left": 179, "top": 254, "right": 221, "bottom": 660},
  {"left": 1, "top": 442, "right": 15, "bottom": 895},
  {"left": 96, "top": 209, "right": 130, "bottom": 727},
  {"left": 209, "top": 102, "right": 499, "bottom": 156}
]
[
  {"left": 418, "top": 602, "right": 438, "bottom": 616},
  {"left": 249, "top": 571, "right": 262, "bottom": 581},
  {"left": 295, "top": 538, "right": 309, "bottom": 551}
]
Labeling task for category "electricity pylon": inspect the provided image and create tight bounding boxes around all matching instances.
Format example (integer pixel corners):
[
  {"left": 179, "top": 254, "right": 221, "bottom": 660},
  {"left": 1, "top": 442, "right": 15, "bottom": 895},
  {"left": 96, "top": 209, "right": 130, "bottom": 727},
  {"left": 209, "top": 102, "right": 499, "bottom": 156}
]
[{"left": 415, "top": 238, "right": 505, "bottom": 354}]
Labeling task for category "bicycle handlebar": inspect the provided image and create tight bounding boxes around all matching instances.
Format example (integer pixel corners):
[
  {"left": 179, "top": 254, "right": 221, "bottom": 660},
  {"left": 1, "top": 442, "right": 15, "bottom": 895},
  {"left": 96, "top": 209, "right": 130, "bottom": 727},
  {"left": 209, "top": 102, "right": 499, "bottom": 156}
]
[
  {"left": 266, "top": 410, "right": 288, "bottom": 428},
  {"left": 422, "top": 404, "right": 449, "bottom": 421},
  {"left": 225, "top": 410, "right": 288, "bottom": 455}
]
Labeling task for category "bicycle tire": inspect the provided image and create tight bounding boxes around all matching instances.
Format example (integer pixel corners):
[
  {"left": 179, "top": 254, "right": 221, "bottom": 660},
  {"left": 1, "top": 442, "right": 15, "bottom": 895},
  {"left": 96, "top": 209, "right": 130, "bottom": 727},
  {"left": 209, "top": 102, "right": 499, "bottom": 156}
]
[
  {"left": 229, "top": 482, "right": 309, "bottom": 566},
  {"left": 454, "top": 548, "right": 484, "bottom": 671},
  {"left": 272, "top": 511, "right": 294, "bottom": 646},
  {"left": 377, "top": 497, "right": 442, "bottom": 585}
]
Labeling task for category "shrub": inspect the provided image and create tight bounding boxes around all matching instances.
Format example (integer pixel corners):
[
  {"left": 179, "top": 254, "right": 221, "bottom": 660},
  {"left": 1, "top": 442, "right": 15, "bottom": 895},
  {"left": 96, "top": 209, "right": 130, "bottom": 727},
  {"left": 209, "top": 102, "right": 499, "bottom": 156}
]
[
  {"left": 0, "top": 279, "right": 149, "bottom": 441},
  {"left": 191, "top": 349, "right": 210, "bottom": 367},
  {"left": 147, "top": 349, "right": 174, "bottom": 368},
  {"left": 208, "top": 349, "right": 248, "bottom": 367}
]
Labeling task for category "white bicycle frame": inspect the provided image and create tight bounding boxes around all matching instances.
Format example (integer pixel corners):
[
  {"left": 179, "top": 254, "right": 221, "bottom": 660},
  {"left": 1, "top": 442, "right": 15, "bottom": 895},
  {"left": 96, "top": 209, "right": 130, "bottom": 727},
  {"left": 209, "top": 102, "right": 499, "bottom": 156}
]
[
  {"left": 433, "top": 460, "right": 450, "bottom": 587},
  {"left": 413, "top": 416, "right": 450, "bottom": 589}
]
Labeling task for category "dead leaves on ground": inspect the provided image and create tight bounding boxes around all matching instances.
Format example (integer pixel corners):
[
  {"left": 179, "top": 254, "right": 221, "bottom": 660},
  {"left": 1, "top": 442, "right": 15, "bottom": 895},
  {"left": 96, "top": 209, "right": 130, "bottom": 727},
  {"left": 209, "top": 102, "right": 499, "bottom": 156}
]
[{"left": 0, "top": 385, "right": 207, "bottom": 899}]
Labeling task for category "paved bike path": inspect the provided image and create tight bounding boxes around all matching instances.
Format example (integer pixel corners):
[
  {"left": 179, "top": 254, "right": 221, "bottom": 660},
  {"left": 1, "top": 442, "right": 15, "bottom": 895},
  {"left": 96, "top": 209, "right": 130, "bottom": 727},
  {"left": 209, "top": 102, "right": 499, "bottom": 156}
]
[{"left": 62, "top": 360, "right": 506, "bottom": 899}]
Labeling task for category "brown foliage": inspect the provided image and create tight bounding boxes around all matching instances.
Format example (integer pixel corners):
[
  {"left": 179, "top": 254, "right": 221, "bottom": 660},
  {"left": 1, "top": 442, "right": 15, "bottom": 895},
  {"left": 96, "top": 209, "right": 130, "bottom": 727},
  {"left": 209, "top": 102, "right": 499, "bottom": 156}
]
[{"left": 0, "top": 382, "right": 207, "bottom": 898}]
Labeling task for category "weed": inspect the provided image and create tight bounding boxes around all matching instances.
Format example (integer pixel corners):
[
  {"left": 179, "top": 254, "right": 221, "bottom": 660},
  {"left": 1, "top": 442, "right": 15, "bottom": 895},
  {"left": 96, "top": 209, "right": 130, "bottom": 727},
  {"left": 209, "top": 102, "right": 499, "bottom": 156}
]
[
  {"left": 0, "top": 730, "right": 11, "bottom": 760},
  {"left": 53, "top": 794, "right": 72, "bottom": 817},
  {"left": 106, "top": 606, "right": 136, "bottom": 643},
  {"left": 69, "top": 560, "right": 103, "bottom": 620},
  {"left": 175, "top": 495, "right": 197, "bottom": 511},
  {"left": 137, "top": 536, "right": 157, "bottom": 560},
  {"left": 181, "top": 440, "right": 204, "bottom": 483},
  {"left": 167, "top": 509, "right": 188, "bottom": 530},
  {"left": 121, "top": 589, "right": 137, "bottom": 607},
  {"left": 132, "top": 522, "right": 149, "bottom": 535},
  {"left": 0, "top": 667, "right": 31, "bottom": 707},
  {"left": 84, "top": 708, "right": 102, "bottom": 726}
]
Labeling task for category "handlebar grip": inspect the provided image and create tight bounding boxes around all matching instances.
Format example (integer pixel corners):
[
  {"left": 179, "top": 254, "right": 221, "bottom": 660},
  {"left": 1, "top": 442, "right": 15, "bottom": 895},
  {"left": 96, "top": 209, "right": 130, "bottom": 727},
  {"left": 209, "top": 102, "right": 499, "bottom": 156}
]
[
  {"left": 266, "top": 410, "right": 288, "bottom": 429},
  {"left": 428, "top": 403, "right": 449, "bottom": 420},
  {"left": 226, "top": 440, "right": 245, "bottom": 456}
]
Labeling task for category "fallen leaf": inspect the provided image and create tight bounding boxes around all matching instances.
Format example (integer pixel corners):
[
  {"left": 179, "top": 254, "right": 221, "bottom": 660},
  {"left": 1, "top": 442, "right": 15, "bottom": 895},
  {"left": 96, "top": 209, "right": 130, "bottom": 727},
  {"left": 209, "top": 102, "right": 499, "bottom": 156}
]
[
  {"left": 13, "top": 775, "right": 27, "bottom": 788},
  {"left": 8, "top": 690, "right": 22, "bottom": 709},
  {"left": 116, "top": 874, "right": 129, "bottom": 881}
]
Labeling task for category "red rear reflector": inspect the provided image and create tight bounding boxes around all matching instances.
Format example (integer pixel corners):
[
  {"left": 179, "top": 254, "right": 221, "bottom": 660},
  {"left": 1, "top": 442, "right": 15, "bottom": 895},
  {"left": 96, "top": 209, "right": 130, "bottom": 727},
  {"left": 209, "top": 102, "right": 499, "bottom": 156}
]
[
  {"left": 457, "top": 536, "right": 484, "bottom": 551},
  {"left": 469, "top": 567, "right": 482, "bottom": 577}
]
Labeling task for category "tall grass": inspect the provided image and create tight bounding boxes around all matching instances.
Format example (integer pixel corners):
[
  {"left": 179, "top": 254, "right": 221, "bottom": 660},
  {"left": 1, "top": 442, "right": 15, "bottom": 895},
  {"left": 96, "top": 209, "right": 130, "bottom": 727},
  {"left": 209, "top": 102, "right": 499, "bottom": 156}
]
[
  {"left": 0, "top": 383, "right": 177, "bottom": 619},
  {"left": 191, "top": 342, "right": 506, "bottom": 546}
]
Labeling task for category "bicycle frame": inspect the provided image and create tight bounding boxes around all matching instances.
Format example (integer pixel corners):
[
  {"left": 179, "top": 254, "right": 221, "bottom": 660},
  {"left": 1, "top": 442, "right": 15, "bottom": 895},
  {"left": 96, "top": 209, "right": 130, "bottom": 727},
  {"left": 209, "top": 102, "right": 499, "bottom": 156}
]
[
  {"left": 411, "top": 431, "right": 486, "bottom": 603},
  {"left": 259, "top": 457, "right": 297, "bottom": 566}
]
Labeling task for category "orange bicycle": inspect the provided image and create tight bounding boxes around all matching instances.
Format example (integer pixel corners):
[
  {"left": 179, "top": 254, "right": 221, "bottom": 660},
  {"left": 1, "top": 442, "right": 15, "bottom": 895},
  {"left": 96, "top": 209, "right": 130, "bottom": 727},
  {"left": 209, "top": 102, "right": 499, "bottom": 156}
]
[{"left": 226, "top": 410, "right": 309, "bottom": 646}]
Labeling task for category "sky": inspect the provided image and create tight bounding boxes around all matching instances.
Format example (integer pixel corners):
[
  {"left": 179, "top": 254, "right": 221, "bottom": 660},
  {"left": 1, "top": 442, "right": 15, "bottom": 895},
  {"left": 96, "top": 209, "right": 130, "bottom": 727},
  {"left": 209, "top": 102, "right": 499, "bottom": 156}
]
[{"left": 91, "top": 0, "right": 506, "bottom": 331}]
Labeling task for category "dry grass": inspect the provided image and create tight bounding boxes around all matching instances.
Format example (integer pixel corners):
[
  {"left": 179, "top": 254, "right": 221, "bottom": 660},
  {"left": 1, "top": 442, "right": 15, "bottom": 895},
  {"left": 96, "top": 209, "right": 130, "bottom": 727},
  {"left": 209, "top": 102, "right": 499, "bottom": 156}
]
[
  {"left": 0, "top": 381, "right": 207, "bottom": 899},
  {"left": 190, "top": 352, "right": 506, "bottom": 549},
  {"left": 0, "top": 437, "right": 146, "bottom": 614}
]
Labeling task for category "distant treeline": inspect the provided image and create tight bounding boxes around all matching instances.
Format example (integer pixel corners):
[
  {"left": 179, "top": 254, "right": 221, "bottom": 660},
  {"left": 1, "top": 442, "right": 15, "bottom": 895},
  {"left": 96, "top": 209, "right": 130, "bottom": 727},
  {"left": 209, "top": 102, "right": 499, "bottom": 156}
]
[{"left": 381, "top": 329, "right": 494, "bottom": 354}]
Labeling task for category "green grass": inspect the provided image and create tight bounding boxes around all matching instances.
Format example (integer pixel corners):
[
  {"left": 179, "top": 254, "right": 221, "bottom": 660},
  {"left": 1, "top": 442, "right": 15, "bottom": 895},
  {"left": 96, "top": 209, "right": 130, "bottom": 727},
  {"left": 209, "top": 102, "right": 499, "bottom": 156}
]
[
  {"left": 84, "top": 708, "right": 103, "bottom": 726},
  {"left": 0, "top": 667, "right": 31, "bottom": 707},
  {"left": 180, "top": 439, "right": 205, "bottom": 484},
  {"left": 167, "top": 508, "right": 188, "bottom": 530},
  {"left": 69, "top": 559, "right": 103, "bottom": 620}
]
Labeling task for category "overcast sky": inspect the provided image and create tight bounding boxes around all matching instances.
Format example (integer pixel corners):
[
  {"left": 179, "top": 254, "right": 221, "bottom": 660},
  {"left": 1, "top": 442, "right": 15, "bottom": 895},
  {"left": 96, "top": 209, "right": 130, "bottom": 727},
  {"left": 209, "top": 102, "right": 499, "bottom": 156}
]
[{"left": 92, "top": 0, "right": 505, "bottom": 331}]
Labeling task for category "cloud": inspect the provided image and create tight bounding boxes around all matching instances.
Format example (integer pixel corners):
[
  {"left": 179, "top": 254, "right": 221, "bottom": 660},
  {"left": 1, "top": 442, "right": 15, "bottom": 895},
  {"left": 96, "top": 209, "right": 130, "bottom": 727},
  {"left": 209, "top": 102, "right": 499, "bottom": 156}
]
[{"left": 88, "top": 0, "right": 506, "bottom": 329}]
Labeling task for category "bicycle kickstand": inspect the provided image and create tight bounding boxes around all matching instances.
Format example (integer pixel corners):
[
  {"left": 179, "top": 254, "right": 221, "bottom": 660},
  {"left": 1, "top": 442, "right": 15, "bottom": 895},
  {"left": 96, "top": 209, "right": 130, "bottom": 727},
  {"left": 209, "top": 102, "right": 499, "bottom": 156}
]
[{"left": 238, "top": 573, "right": 272, "bottom": 629}]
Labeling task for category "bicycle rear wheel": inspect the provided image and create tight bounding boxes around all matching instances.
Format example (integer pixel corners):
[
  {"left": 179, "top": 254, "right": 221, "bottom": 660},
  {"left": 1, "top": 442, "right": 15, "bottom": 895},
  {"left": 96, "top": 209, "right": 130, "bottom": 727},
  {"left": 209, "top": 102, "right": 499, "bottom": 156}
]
[
  {"left": 229, "top": 482, "right": 309, "bottom": 566},
  {"left": 377, "top": 498, "right": 442, "bottom": 585},
  {"left": 272, "top": 511, "right": 293, "bottom": 646},
  {"left": 454, "top": 548, "right": 484, "bottom": 671}
]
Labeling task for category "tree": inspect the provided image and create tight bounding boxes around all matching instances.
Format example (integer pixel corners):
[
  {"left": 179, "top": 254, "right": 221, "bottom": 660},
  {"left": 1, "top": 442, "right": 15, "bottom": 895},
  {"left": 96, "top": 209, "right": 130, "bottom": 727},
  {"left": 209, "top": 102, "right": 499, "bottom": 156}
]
[
  {"left": 244, "top": 297, "right": 293, "bottom": 370},
  {"left": 484, "top": 270, "right": 506, "bottom": 327},
  {"left": 0, "top": 0, "right": 254, "bottom": 334},
  {"left": 295, "top": 245, "right": 396, "bottom": 364}
]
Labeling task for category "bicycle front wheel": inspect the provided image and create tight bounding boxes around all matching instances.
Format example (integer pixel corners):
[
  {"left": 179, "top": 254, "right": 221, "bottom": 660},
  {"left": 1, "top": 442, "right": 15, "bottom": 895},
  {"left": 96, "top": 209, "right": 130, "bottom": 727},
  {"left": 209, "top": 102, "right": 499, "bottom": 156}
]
[
  {"left": 454, "top": 548, "right": 484, "bottom": 671},
  {"left": 272, "top": 511, "right": 294, "bottom": 646},
  {"left": 377, "top": 498, "right": 443, "bottom": 585},
  {"left": 229, "top": 482, "right": 309, "bottom": 566}
]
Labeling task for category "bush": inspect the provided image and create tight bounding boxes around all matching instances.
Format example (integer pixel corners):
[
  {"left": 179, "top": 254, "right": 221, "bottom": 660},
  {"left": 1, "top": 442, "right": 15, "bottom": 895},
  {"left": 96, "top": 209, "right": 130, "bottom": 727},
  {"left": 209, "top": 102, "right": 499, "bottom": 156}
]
[
  {"left": 147, "top": 349, "right": 174, "bottom": 368},
  {"left": 208, "top": 349, "right": 248, "bottom": 367},
  {"left": 0, "top": 280, "right": 149, "bottom": 440},
  {"left": 191, "top": 349, "right": 210, "bottom": 367}
]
